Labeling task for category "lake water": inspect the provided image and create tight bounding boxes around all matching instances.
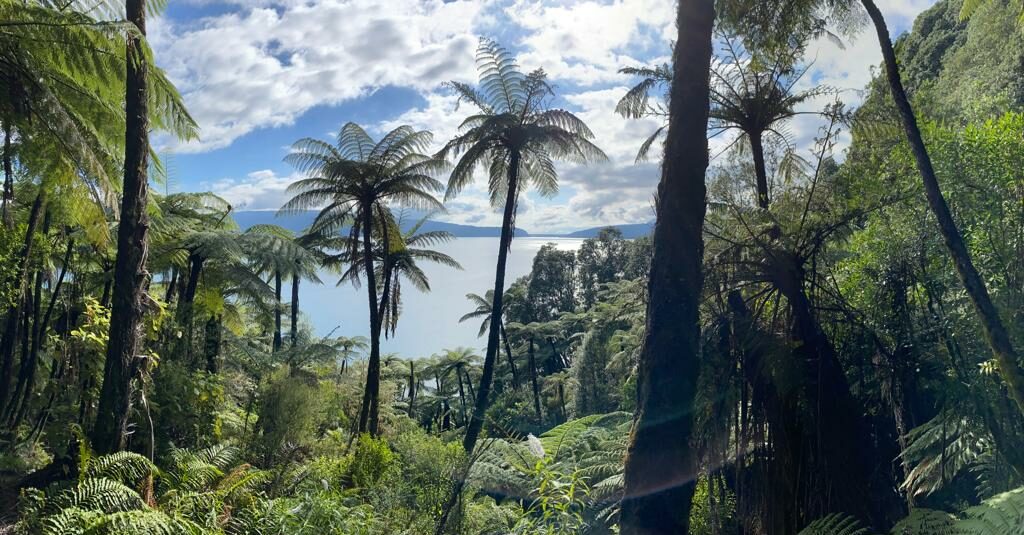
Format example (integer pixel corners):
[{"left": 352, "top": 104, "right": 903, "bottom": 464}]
[{"left": 296, "top": 237, "right": 584, "bottom": 358}]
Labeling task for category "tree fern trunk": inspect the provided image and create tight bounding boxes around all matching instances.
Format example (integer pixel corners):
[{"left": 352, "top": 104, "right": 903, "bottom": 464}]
[
  {"left": 15, "top": 237, "right": 73, "bottom": 429},
  {"left": 290, "top": 272, "right": 299, "bottom": 348},
  {"left": 529, "top": 336, "right": 542, "bottom": 422},
  {"left": 500, "top": 322, "right": 519, "bottom": 389},
  {"left": 2, "top": 122, "right": 13, "bottom": 229},
  {"left": 620, "top": 0, "right": 714, "bottom": 533},
  {"left": 272, "top": 270, "right": 282, "bottom": 353},
  {"left": 862, "top": 0, "right": 1024, "bottom": 418},
  {"left": 462, "top": 149, "right": 520, "bottom": 455},
  {"left": 357, "top": 206, "right": 382, "bottom": 437},
  {"left": 750, "top": 130, "right": 769, "bottom": 209},
  {"left": 0, "top": 189, "right": 46, "bottom": 415},
  {"left": 92, "top": 0, "right": 150, "bottom": 455}
]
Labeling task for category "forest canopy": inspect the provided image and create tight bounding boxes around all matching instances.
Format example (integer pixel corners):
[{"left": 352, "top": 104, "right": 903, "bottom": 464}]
[{"left": 1, "top": 0, "right": 1024, "bottom": 534}]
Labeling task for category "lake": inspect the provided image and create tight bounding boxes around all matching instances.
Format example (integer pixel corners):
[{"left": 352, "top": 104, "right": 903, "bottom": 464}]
[{"left": 297, "top": 237, "right": 584, "bottom": 358}]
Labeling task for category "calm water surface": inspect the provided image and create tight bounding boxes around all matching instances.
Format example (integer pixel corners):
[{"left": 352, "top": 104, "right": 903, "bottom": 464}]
[{"left": 297, "top": 237, "right": 583, "bottom": 358}]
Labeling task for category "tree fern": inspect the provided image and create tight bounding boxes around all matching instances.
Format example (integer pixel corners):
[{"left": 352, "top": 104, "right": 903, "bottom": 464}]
[{"left": 797, "top": 513, "right": 876, "bottom": 535}]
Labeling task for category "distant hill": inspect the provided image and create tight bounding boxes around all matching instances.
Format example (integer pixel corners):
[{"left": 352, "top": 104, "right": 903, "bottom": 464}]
[
  {"left": 560, "top": 223, "right": 653, "bottom": 239},
  {"left": 231, "top": 210, "right": 529, "bottom": 238},
  {"left": 232, "top": 210, "right": 652, "bottom": 239}
]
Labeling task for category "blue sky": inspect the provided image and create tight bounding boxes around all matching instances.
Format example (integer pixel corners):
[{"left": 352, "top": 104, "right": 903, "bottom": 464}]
[{"left": 150, "top": 0, "right": 937, "bottom": 234}]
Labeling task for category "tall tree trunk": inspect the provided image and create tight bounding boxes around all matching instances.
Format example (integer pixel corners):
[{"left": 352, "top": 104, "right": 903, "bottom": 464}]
[
  {"left": 456, "top": 368, "right": 467, "bottom": 424},
  {"left": 0, "top": 189, "right": 46, "bottom": 411},
  {"left": 357, "top": 207, "right": 382, "bottom": 436},
  {"left": 408, "top": 361, "right": 416, "bottom": 418},
  {"left": 620, "top": 1, "right": 714, "bottom": 533},
  {"left": 204, "top": 315, "right": 221, "bottom": 373},
  {"left": 529, "top": 336, "right": 542, "bottom": 422},
  {"left": 290, "top": 272, "right": 299, "bottom": 348},
  {"left": 463, "top": 367, "right": 475, "bottom": 407},
  {"left": 462, "top": 149, "right": 520, "bottom": 455},
  {"left": 14, "top": 237, "right": 73, "bottom": 429},
  {"left": 5, "top": 211, "right": 51, "bottom": 426},
  {"left": 861, "top": 0, "right": 1024, "bottom": 418},
  {"left": 749, "top": 130, "right": 769, "bottom": 209},
  {"left": 500, "top": 322, "right": 519, "bottom": 389},
  {"left": 2, "top": 122, "right": 13, "bottom": 228},
  {"left": 436, "top": 150, "right": 521, "bottom": 535},
  {"left": 91, "top": 0, "right": 150, "bottom": 455},
  {"left": 163, "top": 267, "right": 178, "bottom": 304},
  {"left": 272, "top": 270, "right": 282, "bottom": 353}
]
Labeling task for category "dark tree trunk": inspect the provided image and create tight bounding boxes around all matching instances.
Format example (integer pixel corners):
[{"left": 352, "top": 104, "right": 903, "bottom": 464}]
[
  {"left": 15, "top": 237, "right": 73, "bottom": 429},
  {"left": 2, "top": 122, "right": 13, "bottom": 228},
  {"left": 767, "top": 250, "right": 883, "bottom": 526},
  {"left": 463, "top": 367, "right": 475, "bottom": 407},
  {"left": 290, "top": 272, "right": 299, "bottom": 348},
  {"left": 91, "top": 0, "right": 150, "bottom": 455},
  {"left": 203, "top": 315, "right": 221, "bottom": 373},
  {"left": 557, "top": 382, "right": 566, "bottom": 422},
  {"left": 436, "top": 150, "right": 522, "bottom": 535},
  {"left": 357, "top": 207, "right": 382, "bottom": 436},
  {"left": 408, "top": 361, "right": 416, "bottom": 418},
  {"left": 462, "top": 149, "right": 520, "bottom": 455},
  {"left": 164, "top": 267, "right": 177, "bottom": 304},
  {"left": 620, "top": 1, "right": 714, "bottom": 533},
  {"left": 6, "top": 215, "right": 58, "bottom": 427},
  {"left": 529, "top": 336, "right": 542, "bottom": 422},
  {"left": 272, "top": 270, "right": 282, "bottom": 353},
  {"left": 862, "top": 0, "right": 1024, "bottom": 418},
  {"left": 0, "top": 189, "right": 46, "bottom": 411},
  {"left": 456, "top": 368, "right": 467, "bottom": 424},
  {"left": 750, "top": 130, "right": 769, "bottom": 209},
  {"left": 99, "top": 276, "right": 113, "bottom": 308},
  {"left": 175, "top": 254, "right": 204, "bottom": 363},
  {"left": 500, "top": 322, "right": 519, "bottom": 389}
]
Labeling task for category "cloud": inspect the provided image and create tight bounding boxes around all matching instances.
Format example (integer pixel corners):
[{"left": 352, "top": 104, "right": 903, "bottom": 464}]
[
  {"left": 151, "top": 0, "right": 484, "bottom": 152},
  {"left": 203, "top": 169, "right": 298, "bottom": 211},
  {"left": 162, "top": 0, "right": 940, "bottom": 232}
]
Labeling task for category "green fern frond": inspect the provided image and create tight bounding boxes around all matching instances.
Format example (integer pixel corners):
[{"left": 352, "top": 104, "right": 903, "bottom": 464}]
[{"left": 798, "top": 513, "right": 875, "bottom": 535}]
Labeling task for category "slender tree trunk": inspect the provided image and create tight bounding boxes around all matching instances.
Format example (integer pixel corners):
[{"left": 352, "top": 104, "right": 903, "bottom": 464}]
[
  {"left": 2, "top": 122, "right": 13, "bottom": 228},
  {"left": 620, "top": 1, "right": 714, "bottom": 533},
  {"left": 5, "top": 213, "right": 53, "bottom": 427},
  {"left": 14, "top": 237, "right": 73, "bottom": 429},
  {"left": 462, "top": 149, "right": 520, "bottom": 454},
  {"left": 500, "top": 322, "right": 519, "bottom": 389},
  {"left": 749, "top": 130, "right": 769, "bottom": 209},
  {"left": 436, "top": 151, "right": 521, "bottom": 535},
  {"left": 456, "top": 368, "right": 467, "bottom": 424},
  {"left": 408, "top": 361, "right": 416, "bottom": 418},
  {"left": 175, "top": 254, "right": 203, "bottom": 363},
  {"left": 463, "top": 368, "right": 475, "bottom": 407},
  {"left": 529, "top": 336, "right": 542, "bottom": 422},
  {"left": 290, "top": 272, "right": 299, "bottom": 348},
  {"left": 204, "top": 315, "right": 221, "bottom": 373},
  {"left": 0, "top": 189, "right": 46, "bottom": 411},
  {"left": 272, "top": 270, "right": 282, "bottom": 353},
  {"left": 357, "top": 207, "right": 382, "bottom": 436},
  {"left": 163, "top": 267, "right": 178, "bottom": 304},
  {"left": 91, "top": 0, "right": 151, "bottom": 454},
  {"left": 861, "top": 0, "right": 1024, "bottom": 418}
]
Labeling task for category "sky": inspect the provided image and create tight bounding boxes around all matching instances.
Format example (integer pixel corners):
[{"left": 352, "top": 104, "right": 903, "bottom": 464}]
[{"left": 150, "top": 0, "right": 939, "bottom": 234}]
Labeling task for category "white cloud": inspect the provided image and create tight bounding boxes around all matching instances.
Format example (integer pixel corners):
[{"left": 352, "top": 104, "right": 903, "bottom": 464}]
[
  {"left": 163, "top": 0, "right": 940, "bottom": 232},
  {"left": 151, "top": 0, "right": 485, "bottom": 152},
  {"left": 203, "top": 169, "right": 298, "bottom": 211}
]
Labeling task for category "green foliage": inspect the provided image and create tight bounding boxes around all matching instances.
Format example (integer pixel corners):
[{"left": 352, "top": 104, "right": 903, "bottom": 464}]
[{"left": 797, "top": 513, "right": 875, "bottom": 535}]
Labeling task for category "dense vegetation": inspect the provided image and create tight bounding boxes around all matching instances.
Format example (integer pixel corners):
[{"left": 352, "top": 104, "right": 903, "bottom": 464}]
[{"left": 2, "top": 0, "right": 1024, "bottom": 533}]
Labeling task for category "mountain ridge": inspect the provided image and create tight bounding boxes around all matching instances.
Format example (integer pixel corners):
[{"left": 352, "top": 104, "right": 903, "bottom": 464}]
[{"left": 231, "top": 210, "right": 652, "bottom": 239}]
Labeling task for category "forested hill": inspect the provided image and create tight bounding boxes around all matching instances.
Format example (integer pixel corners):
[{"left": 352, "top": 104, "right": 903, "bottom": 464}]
[
  {"left": 892, "top": 0, "right": 1024, "bottom": 121},
  {"left": 233, "top": 210, "right": 653, "bottom": 239}
]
